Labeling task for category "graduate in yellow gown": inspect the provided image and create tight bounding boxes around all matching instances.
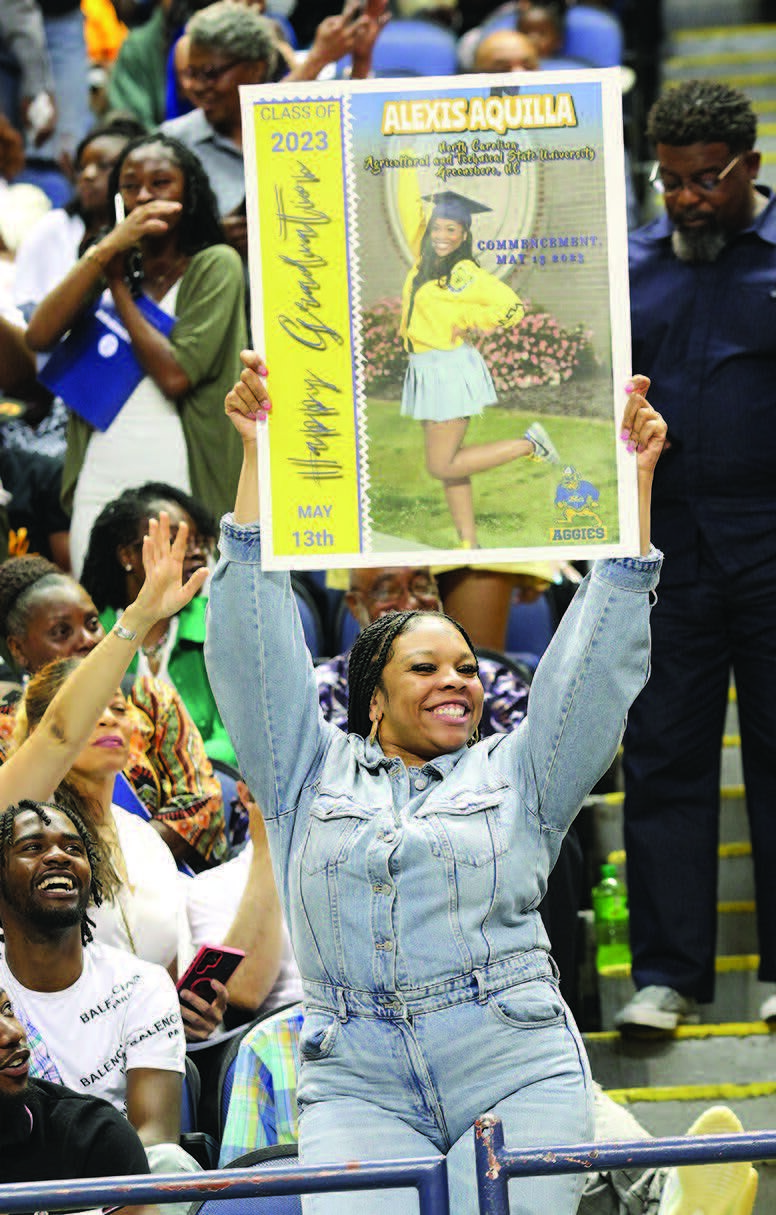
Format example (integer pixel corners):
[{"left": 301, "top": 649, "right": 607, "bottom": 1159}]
[{"left": 396, "top": 172, "right": 560, "bottom": 546}]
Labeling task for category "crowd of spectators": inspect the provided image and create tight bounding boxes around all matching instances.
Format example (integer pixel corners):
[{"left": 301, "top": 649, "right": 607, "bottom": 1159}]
[{"left": 0, "top": 2, "right": 770, "bottom": 1214}]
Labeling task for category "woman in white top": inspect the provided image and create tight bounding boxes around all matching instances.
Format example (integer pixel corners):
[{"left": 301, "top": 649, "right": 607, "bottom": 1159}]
[{"left": 13, "top": 115, "right": 146, "bottom": 326}]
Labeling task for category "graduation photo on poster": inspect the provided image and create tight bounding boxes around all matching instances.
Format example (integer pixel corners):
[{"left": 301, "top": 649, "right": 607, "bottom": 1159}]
[{"left": 241, "top": 70, "right": 636, "bottom": 570}]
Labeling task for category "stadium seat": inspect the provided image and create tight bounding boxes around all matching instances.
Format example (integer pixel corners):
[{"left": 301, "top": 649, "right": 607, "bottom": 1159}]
[
  {"left": 187, "top": 1145, "right": 301, "bottom": 1215},
  {"left": 338, "top": 18, "right": 458, "bottom": 77},
  {"left": 505, "top": 592, "right": 556, "bottom": 669},
  {"left": 292, "top": 580, "right": 325, "bottom": 658}
]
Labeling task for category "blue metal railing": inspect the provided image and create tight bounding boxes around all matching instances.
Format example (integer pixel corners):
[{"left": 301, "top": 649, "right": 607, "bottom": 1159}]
[
  {"left": 0, "top": 1156, "right": 449, "bottom": 1215},
  {"left": 4, "top": 1117, "right": 776, "bottom": 1214},
  {"left": 473, "top": 1114, "right": 776, "bottom": 1215}
]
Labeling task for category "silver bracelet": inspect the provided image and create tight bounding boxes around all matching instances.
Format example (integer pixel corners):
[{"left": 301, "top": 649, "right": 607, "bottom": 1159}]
[{"left": 113, "top": 620, "right": 138, "bottom": 642}]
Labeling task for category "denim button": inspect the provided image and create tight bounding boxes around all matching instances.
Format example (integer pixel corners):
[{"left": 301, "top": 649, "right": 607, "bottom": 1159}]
[
  {"left": 382, "top": 830, "right": 395, "bottom": 843},
  {"left": 376, "top": 939, "right": 394, "bottom": 951},
  {"left": 414, "top": 776, "right": 428, "bottom": 790},
  {"left": 373, "top": 882, "right": 391, "bottom": 894}
]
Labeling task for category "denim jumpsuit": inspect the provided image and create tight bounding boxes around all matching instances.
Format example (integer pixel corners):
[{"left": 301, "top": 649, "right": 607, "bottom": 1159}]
[{"left": 205, "top": 520, "right": 661, "bottom": 1214}]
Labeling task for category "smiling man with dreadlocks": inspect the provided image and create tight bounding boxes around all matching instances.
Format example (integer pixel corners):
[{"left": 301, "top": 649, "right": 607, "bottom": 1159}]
[{"left": 0, "top": 796, "right": 189, "bottom": 1159}]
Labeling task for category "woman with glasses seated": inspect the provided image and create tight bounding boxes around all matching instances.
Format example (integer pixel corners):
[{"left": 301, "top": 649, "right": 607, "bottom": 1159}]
[{"left": 81, "top": 481, "right": 235, "bottom": 767}]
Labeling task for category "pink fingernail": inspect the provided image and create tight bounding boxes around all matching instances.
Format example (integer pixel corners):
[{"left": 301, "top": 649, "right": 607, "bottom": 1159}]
[
  {"left": 626, "top": 441, "right": 636, "bottom": 452},
  {"left": 636, "top": 444, "right": 645, "bottom": 453},
  {"left": 625, "top": 380, "right": 634, "bottom": 393},
  {"left": 620, "top": 429, "right": 630, "bottom": 441}
]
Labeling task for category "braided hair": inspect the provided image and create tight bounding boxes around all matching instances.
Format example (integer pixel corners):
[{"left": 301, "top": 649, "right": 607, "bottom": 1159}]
[
  {"left": 0, "top": 798, "right": 106, "bottom": 946},
  {"left": 0, "top": 556, "right": 71, "bottom": 669},
  {"left": 81, "top": 481, "right": 216, "bottom": 612},
  {"left": 347, "top": 609, "right": 478, "bottom": 740}
]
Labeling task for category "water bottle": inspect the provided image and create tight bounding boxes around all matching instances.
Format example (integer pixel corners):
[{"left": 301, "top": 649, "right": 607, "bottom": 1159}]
[{"left": 591, "top": 862, "right": 631, "bottom": 968}]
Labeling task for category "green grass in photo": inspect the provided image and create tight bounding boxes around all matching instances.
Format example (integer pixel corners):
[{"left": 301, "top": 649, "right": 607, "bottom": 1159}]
[{"left": 366, "top": 397, "right": 618, "bottom": 550}]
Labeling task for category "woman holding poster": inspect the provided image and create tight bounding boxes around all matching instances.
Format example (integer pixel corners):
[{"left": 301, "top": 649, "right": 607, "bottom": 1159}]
[
  {"left": 397, "top": 171, "right": 560, "bottom": 549},
  {"left": 205, "top": 355, "right": 666, "bottom": 1214}
]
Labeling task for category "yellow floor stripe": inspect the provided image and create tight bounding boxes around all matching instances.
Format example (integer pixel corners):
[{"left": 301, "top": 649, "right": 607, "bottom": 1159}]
[
  {"left": 667, "top": 50, "right": 776, "bottom": 68},
  {"left": 689, "top": 74, "right": 776, "bottom": 88},
  {"left": 607, "top": 840, "right": 750, "bottom": 866},
  {"left": 599, "top": 955, "right": 760, "bottom": 981},
  {"left": 590, "top": 784, "right": 746, "bottom": 811},
  {"left": 673, "top": 24, "right": 776, "bottom": 40},
  {"left": 718, "top": 900, "right": 756, "bottom": 914},
  {"left": 606, "top": 1080, "right": 776, "bottom": 1105},
  {"left": 586, "top": 1022, "right": 771, "bottom": 1042}
]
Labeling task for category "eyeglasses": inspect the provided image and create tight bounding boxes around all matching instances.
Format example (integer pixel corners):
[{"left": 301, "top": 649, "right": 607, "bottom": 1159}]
[
  {"left": 649, "top": 153, "right": 743, "bottom": 197},
  {"left": 183, "top": 60, "right": 243, "bottom": 86},
  {"left": 364, "top": 577, "right": 440, "bottom": 606},
  {"left": 129, "top": 530, "right": 212, "bottom": 555}
]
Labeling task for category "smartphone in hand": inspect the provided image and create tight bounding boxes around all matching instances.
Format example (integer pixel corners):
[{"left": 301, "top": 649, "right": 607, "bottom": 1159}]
[{"left": 176, "top": 944, "right": 246, "bottom": 1007}]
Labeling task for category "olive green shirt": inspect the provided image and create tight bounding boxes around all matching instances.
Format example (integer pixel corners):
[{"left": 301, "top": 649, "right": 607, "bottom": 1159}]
[
  {"left": 106, "top": 6, "right": 166, "bottom": 128},
  {"left": 61, "top": 244, "right": 247, "bottom": 526}
]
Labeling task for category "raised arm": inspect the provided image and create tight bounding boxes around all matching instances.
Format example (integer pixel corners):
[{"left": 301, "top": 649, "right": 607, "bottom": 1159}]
[
  {"left": 0, "top": 515, "right": 207, "bottom": 811},
  {"left": 205, "top": 355, "right": 334, "bottom": 830},
  {"left": 25, "top": 200, "right": 182, "bottom": 354},
  {"left": 505, "top": 377, "right": 666, "bottom": 829}
]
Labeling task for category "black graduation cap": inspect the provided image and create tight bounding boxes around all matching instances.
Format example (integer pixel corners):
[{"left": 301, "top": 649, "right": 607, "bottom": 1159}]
[{"left": 423, "top": 189, "right": 492, "bottom": 227}]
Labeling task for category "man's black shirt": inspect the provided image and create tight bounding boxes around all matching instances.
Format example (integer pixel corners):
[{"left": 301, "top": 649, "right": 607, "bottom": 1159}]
[{"left": 0, "top": 1076, "right": 150, "bottom": 1183}]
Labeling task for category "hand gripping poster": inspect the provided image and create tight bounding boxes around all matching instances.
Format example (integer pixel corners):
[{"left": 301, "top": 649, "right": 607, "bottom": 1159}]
[{"left": 241, "top": 70, "right": 636, "bottom": 569}]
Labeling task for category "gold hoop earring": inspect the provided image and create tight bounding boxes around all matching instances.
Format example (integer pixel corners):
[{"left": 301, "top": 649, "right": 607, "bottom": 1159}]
[{"left": 368, "top": 717, "right": 380, "bottom": 745}]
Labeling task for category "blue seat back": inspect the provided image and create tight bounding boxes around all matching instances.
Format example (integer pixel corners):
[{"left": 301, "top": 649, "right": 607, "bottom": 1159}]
[
  {"left": 181, "top": 1055, "right": 200, "bottom": 1135},
  {"left": 461, "top": 2, "right": 623, "bottom": 70},
  {"left": 505, "top": 593, "right": 556, "bottom": 668},
  {"left": 564, "top": 4, "right": 623, "bottom": 67},
  {"left": 338, "top": 18, "right": 458, "bottom": 77},
  {"left": 189, "top": 1146, "right": 302, "bottom": 1215},
  {"left": 293, "top": 585, "right": 325, "bottom": 658}
]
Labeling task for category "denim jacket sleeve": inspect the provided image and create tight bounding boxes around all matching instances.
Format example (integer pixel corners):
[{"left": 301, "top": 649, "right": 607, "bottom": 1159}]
[
  {"left": 509, "top": 549, "right": 662, "bottom": 832},
  {"left": 204, "top": 517, "right": 333, "bottom": 823}
]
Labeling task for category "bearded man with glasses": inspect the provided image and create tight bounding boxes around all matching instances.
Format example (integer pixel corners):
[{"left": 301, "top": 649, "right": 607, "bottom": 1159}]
[{"left": 616, "top": 80, "right": 776, "bottom": 1035}]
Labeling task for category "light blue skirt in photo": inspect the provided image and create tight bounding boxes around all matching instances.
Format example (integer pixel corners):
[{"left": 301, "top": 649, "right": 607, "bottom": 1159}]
[{"left": 400, "top": 344, "right": 497, "bottom": 422}]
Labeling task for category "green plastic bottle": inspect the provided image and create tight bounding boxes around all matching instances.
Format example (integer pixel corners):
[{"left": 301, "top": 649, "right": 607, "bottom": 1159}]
[{"left": 591, "top": 862, "right": 631, "bottom": 969}]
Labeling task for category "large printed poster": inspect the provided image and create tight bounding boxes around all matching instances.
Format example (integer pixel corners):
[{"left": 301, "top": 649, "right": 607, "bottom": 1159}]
[{"left": 242, "top": 70, "right": 636, "bottom": 569}]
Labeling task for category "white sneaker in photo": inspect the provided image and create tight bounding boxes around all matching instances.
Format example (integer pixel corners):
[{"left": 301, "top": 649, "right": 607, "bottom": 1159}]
[
  {"left": 614, "top": 985, "right": 700, "bottom": 1036},
  {"left": 524, "top": 422, "right": 560, "bottom": 464}
]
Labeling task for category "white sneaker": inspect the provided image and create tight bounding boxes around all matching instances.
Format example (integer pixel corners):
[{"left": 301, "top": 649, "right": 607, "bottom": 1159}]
[
  {"left": 657, "top": 1107, "right": 758, "bottom": 1215},
  {"left": 524, "top": 422, "right": 560, "bottom": 464},
  {"left": 614, "top": 985, "right": 700, "bottom": 1036},
  {"left": 758, "top": 988, "right": 776, "bottom": 1023}
]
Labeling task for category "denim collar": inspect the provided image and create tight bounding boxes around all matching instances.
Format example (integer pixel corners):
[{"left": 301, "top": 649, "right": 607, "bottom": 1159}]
[{"left": 356, "top": 736, "right": 467, "bottom": 777}]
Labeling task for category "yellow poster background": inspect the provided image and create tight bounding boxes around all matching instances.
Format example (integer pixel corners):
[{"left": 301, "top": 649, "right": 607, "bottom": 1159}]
[{"left": 252, "top": 99, "right": 361, "bottom": 560}]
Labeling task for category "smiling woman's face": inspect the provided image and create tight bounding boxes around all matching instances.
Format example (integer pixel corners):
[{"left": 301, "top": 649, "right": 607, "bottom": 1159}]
[
  {"left": 430, "top": 216, "right": 467, "bottom": 258},
  {"left": 369, "top": 615, "right": 484, "bottom": 766}
]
